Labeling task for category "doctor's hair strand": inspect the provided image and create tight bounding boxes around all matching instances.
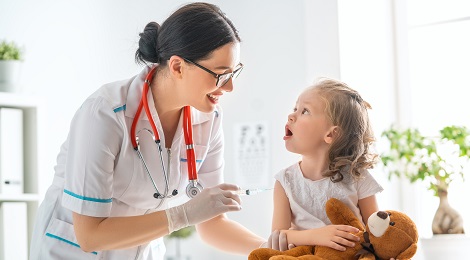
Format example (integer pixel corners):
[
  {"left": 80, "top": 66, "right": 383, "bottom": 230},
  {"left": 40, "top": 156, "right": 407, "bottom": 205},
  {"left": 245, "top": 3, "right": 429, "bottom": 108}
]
[{"left": 135, "top": 2, "right": 240, "bottom": 66}]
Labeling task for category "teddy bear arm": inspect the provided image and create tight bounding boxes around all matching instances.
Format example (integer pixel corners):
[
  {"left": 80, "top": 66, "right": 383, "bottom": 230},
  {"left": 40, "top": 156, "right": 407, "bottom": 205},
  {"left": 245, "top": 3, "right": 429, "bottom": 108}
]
[
  {"left": 270, "top": 255, "right": 326, "bottom": 260},
  {"left": 326, "top": 198, "right": 364, "bottom": 229},
  {"left": 248, "top": 246, "right": 315, "bottom": 260},
  {"left": 395, "top": 242, "right": 417, "bottom": 260},
  {"left": 248, "top": 248, "right": 275, "bottom": 260}
]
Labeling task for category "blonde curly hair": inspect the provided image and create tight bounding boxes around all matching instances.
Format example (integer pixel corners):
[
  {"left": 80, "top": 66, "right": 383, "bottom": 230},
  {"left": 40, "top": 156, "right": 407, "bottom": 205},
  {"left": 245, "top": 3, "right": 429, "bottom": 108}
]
[{"left": 311, "top": 78, "right": 378, "bottom": 182}]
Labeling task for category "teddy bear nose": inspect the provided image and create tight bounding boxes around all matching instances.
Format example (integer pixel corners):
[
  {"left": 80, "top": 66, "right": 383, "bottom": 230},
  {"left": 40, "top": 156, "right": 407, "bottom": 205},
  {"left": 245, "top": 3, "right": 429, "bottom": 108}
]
[{"left": 377, "top": 211, "right": 389, "bottom": 219}]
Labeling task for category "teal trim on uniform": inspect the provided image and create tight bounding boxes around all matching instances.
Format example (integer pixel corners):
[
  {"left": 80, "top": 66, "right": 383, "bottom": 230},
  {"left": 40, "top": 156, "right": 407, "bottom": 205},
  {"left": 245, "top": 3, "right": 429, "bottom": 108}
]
[
  {"left": 113, "top": 104, "right": 126, "bottom": 113},
  {"left": 63, "top": 189, "right": 112, "bottom": 203},
  {"left": 46, "top": 233, "right": 98, "bottom": 255},
  {"left": 180, "top": 158, "right": 203, "bottom": 163},
  {"left": 214, "top": 110, "right": 219, "bottom": 117}
]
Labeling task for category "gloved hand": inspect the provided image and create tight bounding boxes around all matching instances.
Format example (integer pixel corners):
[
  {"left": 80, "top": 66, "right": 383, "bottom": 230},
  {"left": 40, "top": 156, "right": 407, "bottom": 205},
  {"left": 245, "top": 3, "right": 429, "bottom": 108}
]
[
  {"left": 165, "top": 183, "right": 242, "bottom": 233},
  {"left": 260, "top": 230, "right": 296, "bottom": 251}
]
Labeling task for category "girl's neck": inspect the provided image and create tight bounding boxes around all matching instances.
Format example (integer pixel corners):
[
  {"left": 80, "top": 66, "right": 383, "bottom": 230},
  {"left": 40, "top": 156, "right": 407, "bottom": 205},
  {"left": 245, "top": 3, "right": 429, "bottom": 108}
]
[{"left": 299, "top": 153, "right": 329, "bottom": 181}]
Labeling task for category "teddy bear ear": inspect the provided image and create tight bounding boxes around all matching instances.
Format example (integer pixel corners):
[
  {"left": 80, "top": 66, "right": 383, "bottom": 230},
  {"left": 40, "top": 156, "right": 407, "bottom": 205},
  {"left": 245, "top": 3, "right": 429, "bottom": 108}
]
[{"left": 396, "top": 242, "right": 418, "bottom": 259}]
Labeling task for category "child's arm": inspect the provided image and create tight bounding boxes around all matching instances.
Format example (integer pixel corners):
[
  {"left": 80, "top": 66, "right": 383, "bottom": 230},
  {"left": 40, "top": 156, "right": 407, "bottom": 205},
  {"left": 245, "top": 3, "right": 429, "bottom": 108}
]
[
  {"left": 283, "top": 225, "right": 360, "bottom": 251},
  {"left": 272, "top": 180, "right": 292, "bottom": 231},
  {"left": 272, "top": 181, "right": 360, "bottom": 251},
  {"left": 267, "top": 181, "right": 293, "bottom": 251},
  {"left": 357, "top": 195, "right": 379, "bottom": 225}
]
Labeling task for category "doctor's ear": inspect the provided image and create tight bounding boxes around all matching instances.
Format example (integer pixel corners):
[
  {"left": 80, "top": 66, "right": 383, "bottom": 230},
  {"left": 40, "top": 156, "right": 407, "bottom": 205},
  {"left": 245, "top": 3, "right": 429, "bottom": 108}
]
[{"left": 167, "top": 55, "right": 184, "bottom": 79}]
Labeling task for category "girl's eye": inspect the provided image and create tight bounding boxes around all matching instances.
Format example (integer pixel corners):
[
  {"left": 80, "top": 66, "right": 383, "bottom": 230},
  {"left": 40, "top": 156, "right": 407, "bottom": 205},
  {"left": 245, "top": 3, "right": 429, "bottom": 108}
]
[
  {"left": 301, "top": 108, "right": 310, "bottom": 115},
  {"left": 293, "top": 107, "right": 297, "bottom": 112}
]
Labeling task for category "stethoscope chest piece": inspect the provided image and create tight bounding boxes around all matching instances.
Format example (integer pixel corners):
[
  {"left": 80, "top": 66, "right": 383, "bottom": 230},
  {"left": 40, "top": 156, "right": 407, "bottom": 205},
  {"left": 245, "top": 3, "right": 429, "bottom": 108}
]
[{"left": 186, "top": 180, "right": 203, "bottom": 198}]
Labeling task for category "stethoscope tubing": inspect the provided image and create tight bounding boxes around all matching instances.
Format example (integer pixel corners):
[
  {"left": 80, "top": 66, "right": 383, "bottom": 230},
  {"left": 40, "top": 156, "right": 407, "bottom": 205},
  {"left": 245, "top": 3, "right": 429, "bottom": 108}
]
[
  {"left": 130, "top": 66, "right": 202, "bottom": 200},
  {"left": 183, "top": 106, "right": 197, "bottom": 181},
  {"left": 130, "top": 67, "right": 159, "bottom": 148},
  {"left": 136, "top": 147, "right": 167, "bottom": 198}
]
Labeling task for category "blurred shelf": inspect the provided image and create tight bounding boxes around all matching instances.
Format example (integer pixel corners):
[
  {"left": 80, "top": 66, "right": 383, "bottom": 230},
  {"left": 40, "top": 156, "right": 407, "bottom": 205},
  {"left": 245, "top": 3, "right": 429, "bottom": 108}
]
[
  {"left": 1, "top": 93, "right": 44, "bottom": 258},
  {"left": 0, "top": 193, "right": 41, "bottom": 202},
  {"left": 0, "top": 92, "right": 42, "bottom": 108}
]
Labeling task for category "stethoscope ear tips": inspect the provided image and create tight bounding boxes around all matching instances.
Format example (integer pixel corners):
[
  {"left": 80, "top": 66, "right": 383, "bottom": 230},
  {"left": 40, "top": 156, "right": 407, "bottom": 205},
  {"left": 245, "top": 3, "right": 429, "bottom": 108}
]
[
  {"left": 153, "top": 193, "right": 161, "bottom": 199},
  {"left": 172, "top": 189, "right": 178, "bottom": 196}
]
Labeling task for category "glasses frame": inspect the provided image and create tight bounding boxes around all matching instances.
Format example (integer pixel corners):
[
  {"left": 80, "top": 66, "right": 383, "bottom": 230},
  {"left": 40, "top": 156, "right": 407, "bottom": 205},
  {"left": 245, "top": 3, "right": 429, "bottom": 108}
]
[{"left": 182, "top": 57, "right": 243, "bottom": 88}]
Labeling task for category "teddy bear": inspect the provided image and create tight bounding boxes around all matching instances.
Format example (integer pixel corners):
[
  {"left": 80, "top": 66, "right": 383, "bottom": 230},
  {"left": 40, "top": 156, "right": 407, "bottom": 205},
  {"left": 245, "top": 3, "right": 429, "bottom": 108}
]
[{"left": 249, "top": 198, "right": 418, "bottom": 260}]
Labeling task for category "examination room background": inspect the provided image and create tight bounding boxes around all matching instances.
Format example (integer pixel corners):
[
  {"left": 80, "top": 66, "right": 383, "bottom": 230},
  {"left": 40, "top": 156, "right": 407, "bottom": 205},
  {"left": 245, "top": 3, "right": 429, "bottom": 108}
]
[{"left": 1, "top": 0, "right": 469, "bottom": 259}]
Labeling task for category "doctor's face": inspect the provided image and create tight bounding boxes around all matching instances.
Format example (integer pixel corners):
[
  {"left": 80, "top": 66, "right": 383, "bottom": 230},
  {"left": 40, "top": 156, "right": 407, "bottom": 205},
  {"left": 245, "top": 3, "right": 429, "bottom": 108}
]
[{"left": 183, "top": 42, "right": 242, "bottom": 113}]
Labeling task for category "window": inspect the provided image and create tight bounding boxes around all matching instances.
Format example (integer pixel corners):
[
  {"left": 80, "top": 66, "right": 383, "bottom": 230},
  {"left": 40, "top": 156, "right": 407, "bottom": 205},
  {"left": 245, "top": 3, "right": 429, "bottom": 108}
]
[
  {"left": 406, "top": 0, "right": 470, "bottom": 237},
  {"left": 337, "top": 0, "right": 470, "bottom": 238}
]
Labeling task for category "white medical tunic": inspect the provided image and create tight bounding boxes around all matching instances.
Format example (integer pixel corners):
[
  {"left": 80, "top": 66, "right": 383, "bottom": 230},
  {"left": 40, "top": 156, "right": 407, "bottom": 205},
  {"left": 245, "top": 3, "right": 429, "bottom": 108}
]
[{"left": 30, "top": 65, "right": 225, "bottom": 259}]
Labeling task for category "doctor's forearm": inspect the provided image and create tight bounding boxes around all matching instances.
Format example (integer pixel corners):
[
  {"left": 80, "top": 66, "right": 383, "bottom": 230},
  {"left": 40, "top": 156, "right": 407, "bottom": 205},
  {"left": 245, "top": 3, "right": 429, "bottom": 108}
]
[
  {"left": 73, "top": 211, "right": 169, "bottom": 252},
  {"left": 196, "top": 214, "right": 265, "bottom": 255}
]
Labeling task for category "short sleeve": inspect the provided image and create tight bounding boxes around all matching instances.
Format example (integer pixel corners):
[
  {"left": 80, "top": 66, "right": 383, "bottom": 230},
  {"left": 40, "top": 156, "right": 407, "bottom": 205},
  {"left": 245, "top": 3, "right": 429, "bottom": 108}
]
[
  {"left": 274, "top": 169, "right": 287, "bottom": 187},
  {"left": 62, "top": 97, "right": 123, "bottom": 217},
  {"left": 356, "top": 170, "right": 384, "bottom": 199}
]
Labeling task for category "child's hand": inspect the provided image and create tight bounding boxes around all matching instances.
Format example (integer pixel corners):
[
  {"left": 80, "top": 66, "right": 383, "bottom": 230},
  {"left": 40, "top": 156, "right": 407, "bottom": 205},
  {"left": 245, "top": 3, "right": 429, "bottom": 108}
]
[{"left": 305, "top": 225, "right": 360, "bottom": 251}]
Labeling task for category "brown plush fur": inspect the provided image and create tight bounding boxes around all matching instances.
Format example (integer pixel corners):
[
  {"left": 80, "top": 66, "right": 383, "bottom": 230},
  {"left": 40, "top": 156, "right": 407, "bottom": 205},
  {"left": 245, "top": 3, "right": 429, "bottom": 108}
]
[
  {"left": 365, "top": 209, "right": 418, "bottom": 259},
  {"left": 249, "top": 198, "right": 418, "bottom": 260},
  {"left": 248, "top": 246, "right": 315, "bottom": 260}
]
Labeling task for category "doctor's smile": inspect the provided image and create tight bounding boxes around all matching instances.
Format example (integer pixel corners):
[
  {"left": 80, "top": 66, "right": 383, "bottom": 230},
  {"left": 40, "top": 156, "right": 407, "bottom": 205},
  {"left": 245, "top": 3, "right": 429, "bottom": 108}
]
[{"left": 207, "top": 93, "right": 219, "bottom": 102}]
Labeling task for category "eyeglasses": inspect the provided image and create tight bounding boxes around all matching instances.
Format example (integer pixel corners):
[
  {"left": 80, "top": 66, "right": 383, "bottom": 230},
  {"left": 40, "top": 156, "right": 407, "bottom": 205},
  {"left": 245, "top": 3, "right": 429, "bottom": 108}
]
[{"left": 182, "top": 57, "right": 244, "bottom": 88}]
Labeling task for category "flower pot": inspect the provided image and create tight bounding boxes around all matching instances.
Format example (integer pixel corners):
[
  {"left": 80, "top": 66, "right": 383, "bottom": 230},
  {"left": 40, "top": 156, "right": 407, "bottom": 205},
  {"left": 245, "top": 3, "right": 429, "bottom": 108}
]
[
  {"left": 420, "top": 234, "right": 470, "bottom": 259},
  {"left": 0, "top": 60, "right": 22, "bottom": 92}
]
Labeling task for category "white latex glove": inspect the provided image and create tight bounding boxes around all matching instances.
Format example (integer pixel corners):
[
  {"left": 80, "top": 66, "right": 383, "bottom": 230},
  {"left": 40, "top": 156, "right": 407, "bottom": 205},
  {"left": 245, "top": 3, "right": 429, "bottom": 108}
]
[
  {"left": 165, "top": 183, "right": 242, "bottom": 233},
  {"left": 260, "top": 230, "right": 295, "bottom": 251}
]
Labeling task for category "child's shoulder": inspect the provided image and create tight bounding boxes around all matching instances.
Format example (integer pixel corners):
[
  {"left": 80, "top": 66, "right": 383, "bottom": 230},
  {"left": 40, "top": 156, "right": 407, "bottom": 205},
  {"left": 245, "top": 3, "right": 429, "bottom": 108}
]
[
  {"left": 274, "top": 162, "right": 301, "bottom": 181},
  {"left": 279, "top": 161, "right": 300, "bottom": 173}
]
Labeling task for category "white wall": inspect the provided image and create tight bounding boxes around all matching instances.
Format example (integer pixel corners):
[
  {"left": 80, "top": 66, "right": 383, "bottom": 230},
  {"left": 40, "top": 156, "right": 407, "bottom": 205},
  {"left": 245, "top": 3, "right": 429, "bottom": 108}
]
[
  {"left": 1, "top": 0, "right": 345, "bottom": 259},
  {"left": 337, "top": 0, "right": 398, "bottom": 209}
]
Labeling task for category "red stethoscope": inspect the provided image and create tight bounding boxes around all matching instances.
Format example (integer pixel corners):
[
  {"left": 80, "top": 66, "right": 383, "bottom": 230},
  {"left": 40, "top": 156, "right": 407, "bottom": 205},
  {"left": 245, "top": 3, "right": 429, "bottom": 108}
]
[{"left": 130, "top": 67, "right": 203, "bottom": 199}]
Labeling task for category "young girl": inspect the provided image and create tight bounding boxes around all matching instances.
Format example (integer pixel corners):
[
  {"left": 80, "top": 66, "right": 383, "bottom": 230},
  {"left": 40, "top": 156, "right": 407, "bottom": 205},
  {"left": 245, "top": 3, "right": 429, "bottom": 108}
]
[{"left": 272, "top": 78, "right": 383, "bottom": 251}]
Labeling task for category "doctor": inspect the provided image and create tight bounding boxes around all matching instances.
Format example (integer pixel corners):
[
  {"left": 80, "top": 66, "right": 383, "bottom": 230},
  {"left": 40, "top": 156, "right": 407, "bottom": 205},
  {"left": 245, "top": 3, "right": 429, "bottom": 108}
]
[{"left": 30, "top": 2, "right": 266, "bottom": 259}]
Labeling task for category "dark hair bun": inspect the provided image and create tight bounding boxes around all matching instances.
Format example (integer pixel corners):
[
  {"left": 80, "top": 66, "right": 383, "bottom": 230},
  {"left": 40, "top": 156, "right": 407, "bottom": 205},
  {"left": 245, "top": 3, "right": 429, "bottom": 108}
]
[
  {"left": 135, "top": 3, "right": 240, "bottom": 66},
  {"left": 135, "top": 22, "right": 161, "bottom": 64}
]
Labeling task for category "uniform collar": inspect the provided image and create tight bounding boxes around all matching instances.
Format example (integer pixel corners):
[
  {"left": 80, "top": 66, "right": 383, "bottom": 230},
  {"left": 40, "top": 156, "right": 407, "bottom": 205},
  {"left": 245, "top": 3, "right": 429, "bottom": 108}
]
[
  {"left": 124, "top": 64, "right": 214, "bottom": 125},
  {"left": 124, "top": 65, "right": 151, "bottom": 121}
]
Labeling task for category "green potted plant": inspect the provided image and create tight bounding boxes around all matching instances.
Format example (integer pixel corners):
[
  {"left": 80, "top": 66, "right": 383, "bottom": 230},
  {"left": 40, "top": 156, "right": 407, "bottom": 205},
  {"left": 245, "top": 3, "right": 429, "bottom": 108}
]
[
  {"left": 381, "top": 125, "right": 470, "bottom": 258},
  {"left": 0, "top": 40, "right": 23, "bottom": 92},
  {"left": 165, "top": 226, "right": 195, "bottom": 260}
]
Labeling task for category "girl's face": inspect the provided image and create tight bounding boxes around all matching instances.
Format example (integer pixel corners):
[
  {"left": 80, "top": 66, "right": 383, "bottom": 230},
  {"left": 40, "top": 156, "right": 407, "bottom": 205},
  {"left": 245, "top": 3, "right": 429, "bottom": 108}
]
[
  {"left": 182, "top": 42, "right": 241, "bottom": 113},
  {"left": 284, "top": 88, "right": 335, "bottom": 156}
]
